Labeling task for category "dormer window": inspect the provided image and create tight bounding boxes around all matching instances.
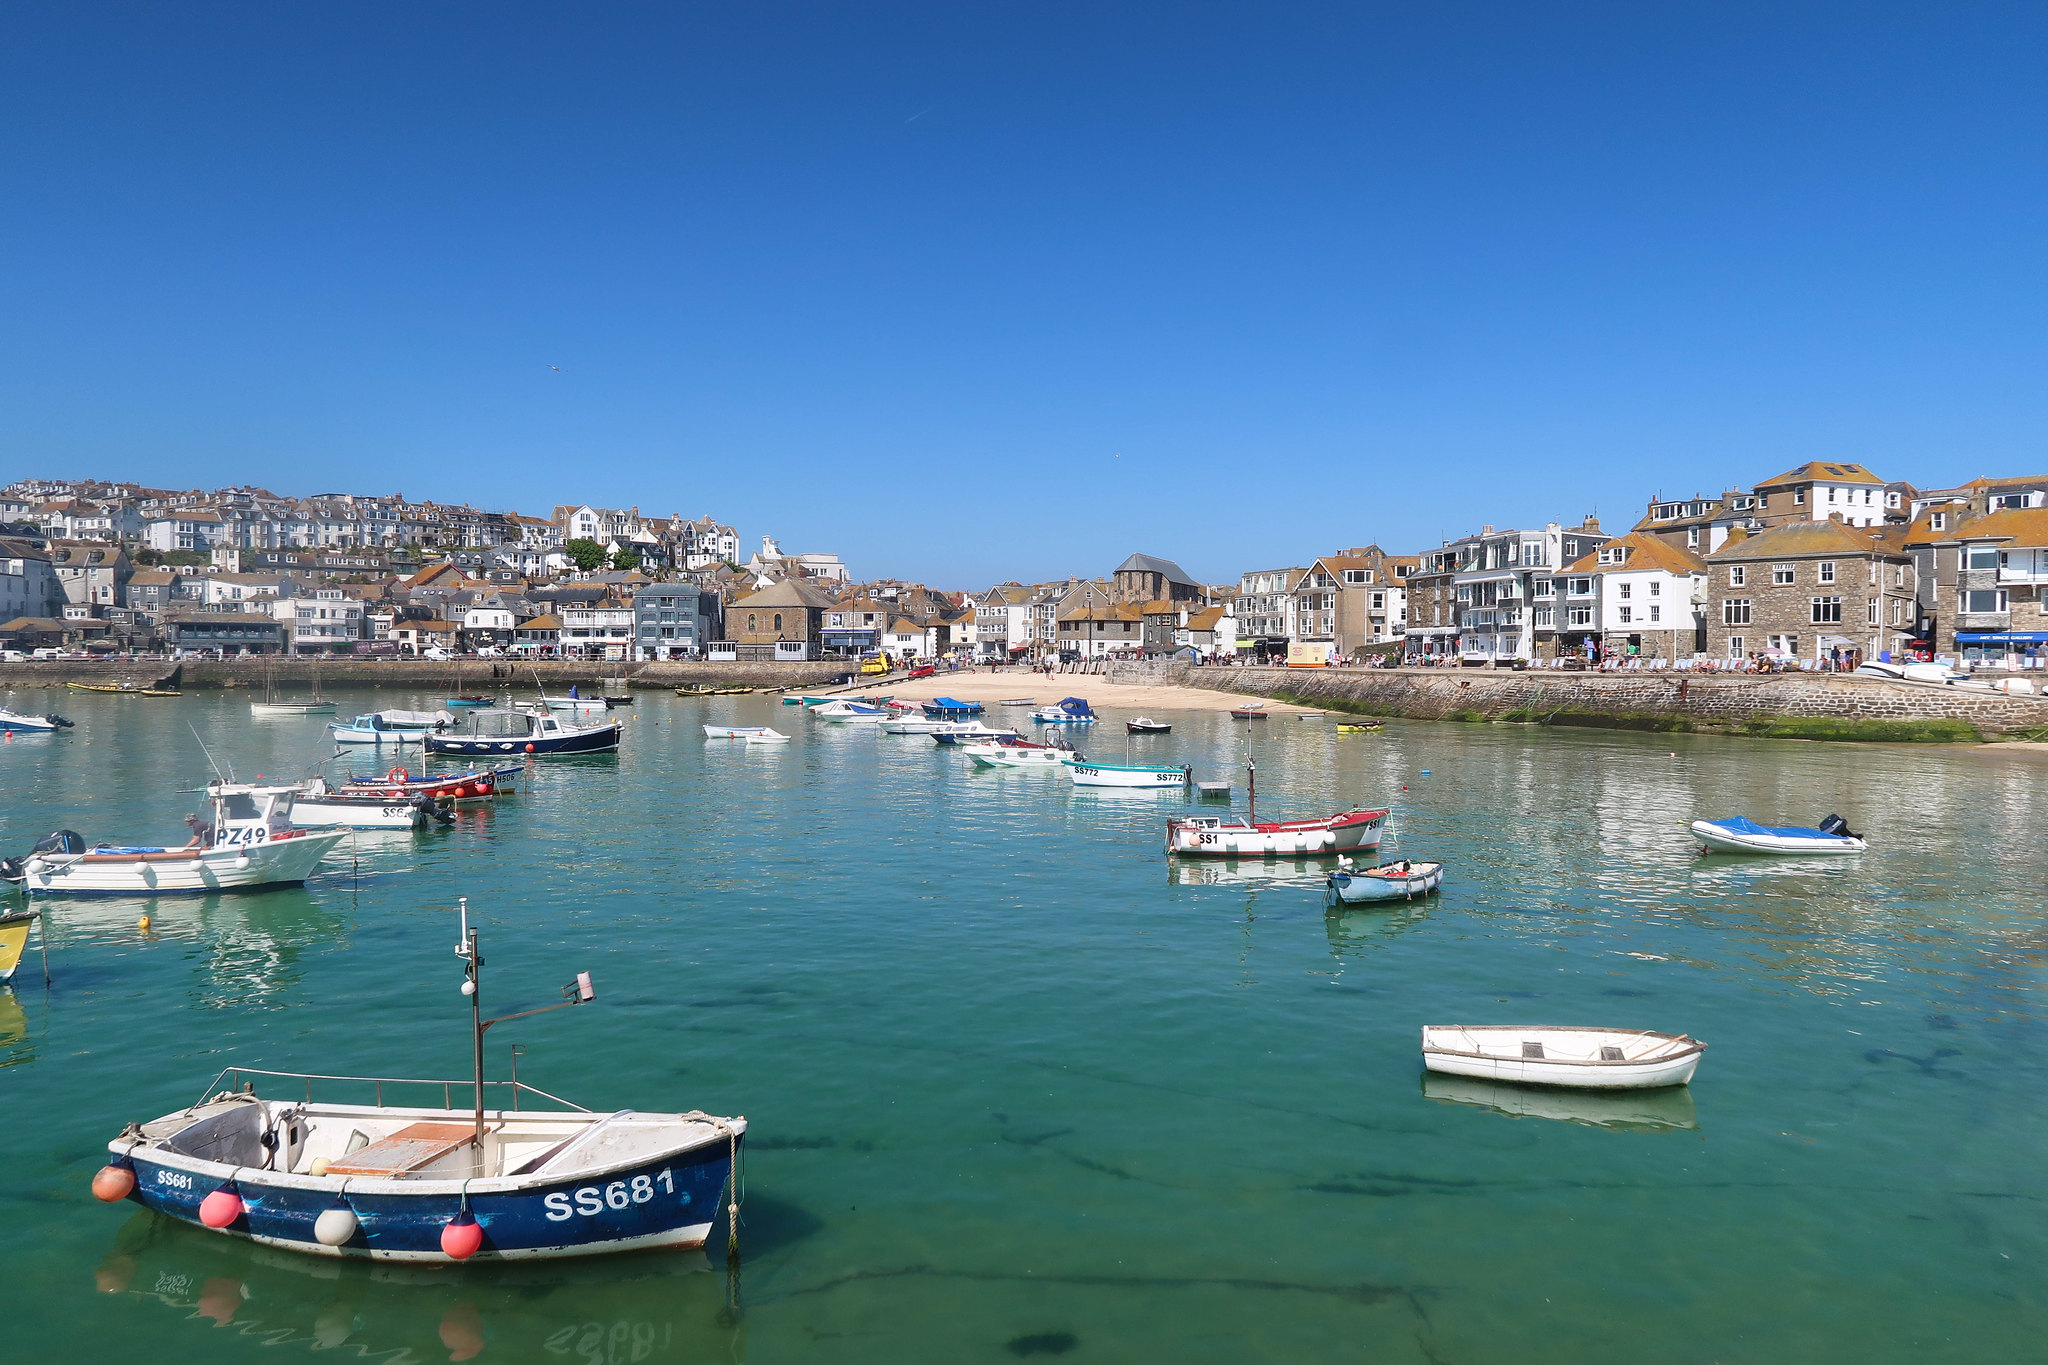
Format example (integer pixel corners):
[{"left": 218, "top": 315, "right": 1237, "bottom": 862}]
[
  {"left": 1930, "top": 512, "right": 1947, "bottom": 531},
  {"left": 1597, "top": 547, "right": 1628, "bottom": 565}
]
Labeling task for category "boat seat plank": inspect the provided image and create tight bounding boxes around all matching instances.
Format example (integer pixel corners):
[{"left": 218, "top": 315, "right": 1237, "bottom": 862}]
[{"left": 322, "top": 1122, "right": 474, "bottom": 1176}]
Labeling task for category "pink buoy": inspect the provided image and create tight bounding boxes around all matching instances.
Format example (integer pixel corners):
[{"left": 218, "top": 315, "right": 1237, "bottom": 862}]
[
  {"left": 441, "top": 1215, "right": 484, "bottom": 1260},
  {"left": 91, "top": 1165, "right": 136, "bottom": 1202},
  {"left": 199, "top": 1188, "right": 244, "bottom": 1228}
]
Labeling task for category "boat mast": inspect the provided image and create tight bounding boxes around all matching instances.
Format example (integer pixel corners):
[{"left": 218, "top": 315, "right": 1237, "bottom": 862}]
[
  {"left": 1248, "top": 756, "right": 1256, "bottom": 825},
  {"left": 456, "top": 898, "right": 486, "bottom": 1165}
]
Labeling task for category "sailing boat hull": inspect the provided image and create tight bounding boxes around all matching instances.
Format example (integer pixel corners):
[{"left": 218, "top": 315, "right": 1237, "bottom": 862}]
[{"left": 251, "top": 703, "right": 337, "bottom": 716}]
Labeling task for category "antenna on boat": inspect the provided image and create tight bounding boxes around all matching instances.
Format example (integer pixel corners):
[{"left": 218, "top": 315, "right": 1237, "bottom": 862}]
[
  {"left": 188, "top": 722, "right": 231, "bottom": 783},
  {"left": 455, "top": 897, "right": 598, "bottom": 1162}
]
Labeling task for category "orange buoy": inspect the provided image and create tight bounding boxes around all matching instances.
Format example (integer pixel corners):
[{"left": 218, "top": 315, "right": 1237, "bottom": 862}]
[
  {"left": 91, "top": 1165, "right": 136, "bottom": 1202},
  {"left": 199, "top": 1188, "right": 244, "bottom": 1228},
  {"left": 525, "top": 743, "right": 535, "bottom": 753},
  {"left": 441, "top": 1215, "right": 484, "bottom": 1260}
]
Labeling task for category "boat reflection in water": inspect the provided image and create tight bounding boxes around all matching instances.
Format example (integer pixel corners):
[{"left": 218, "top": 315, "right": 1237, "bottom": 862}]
[
  {"left": 93, "top": 1213, "right": 741, "bottom": 1364},
  {"left": 1422, "top": 1072, "right": 1700, "bottom": 1133},
  {"left": 0, "top": 989, "right": 29, "bottom": 1069},
  {"left": 1324, "top": 898, "right": 1435, "bottom": 953},
  {"left": 1166, "top": 857, "right": 1332, "bottom": 890}
]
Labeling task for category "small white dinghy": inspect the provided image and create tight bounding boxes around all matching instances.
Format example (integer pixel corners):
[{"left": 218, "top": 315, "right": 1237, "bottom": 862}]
[
  {"left": 1421, "top": 1025, "right": 1705, "bottom": 1090},
  {"left": 1327, "top": 857, "right": 1442, "bottom": 903},
  {"left": 744, "top": 728, "right": 790, "bottom": 743},
  {"left": 964, "top": 740, "right": 1067, "bottom": 769},
  {"left": 703, "top": 725, "right": 772, "bottom": 739},
  {"left": 1691, "top": 814, "right": 1866, "bottom": 856}
]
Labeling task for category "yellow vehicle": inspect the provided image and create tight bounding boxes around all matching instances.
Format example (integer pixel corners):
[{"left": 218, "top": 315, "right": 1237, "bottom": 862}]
[{"left": 859, "top": 655, "right": 891, "bottom": 676}]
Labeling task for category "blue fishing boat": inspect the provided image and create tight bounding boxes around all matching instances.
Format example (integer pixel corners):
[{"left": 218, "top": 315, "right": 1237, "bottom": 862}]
[
  {"left": 1032, "top": 698, "right": 1097, "bottom": 724},
  {"left": 921, "top": 697, "right": 985, "bottom": 719},
  {"left": 426, "top": 709, "right": 621, "bottom": 756},
  {"left": 90, "top": 899, "right": 745, "bottom": 1263}
]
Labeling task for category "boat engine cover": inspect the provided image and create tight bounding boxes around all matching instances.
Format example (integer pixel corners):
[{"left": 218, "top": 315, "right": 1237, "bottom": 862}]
[
  {"left": 1817, "top": 813, "right": 1855, "bottom": 838},
  {"left": 32, "top": 830, "right": 84, "bottom": 857}
]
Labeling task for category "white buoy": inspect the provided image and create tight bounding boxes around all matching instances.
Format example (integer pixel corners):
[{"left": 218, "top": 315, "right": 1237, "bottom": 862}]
[{"left": 314, "top": 1206, "right": 360, "bottom": 1247}]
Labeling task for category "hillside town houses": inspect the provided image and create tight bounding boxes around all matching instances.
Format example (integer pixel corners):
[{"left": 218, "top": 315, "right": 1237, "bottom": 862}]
[{"left": 6, "top": 460, "right": 2048, "bottom": 671}]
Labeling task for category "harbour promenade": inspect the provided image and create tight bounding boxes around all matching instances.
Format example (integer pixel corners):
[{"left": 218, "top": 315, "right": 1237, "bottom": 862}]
[{"left": 8, "top": 655, "right": 2048, "bottom": 739}]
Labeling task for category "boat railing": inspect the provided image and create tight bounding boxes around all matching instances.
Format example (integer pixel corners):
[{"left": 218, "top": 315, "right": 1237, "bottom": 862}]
[{"left": 195, "top": 1066, "right": 592, "bottom": 1114}]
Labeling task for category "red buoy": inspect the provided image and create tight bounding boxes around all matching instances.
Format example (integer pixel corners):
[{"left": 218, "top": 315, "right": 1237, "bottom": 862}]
[
  {"left": 525, "top": 743, "right": 535, "bottom": 753},
  {"left": 199, "top": 1188, "right": 245, "bottom": 1228},
  {"left": 441, "top": 1214, "right": 484, "bottom": 1260},
  {"left": 91, "top": 1165, "right": 136, "bottom": 1202}
]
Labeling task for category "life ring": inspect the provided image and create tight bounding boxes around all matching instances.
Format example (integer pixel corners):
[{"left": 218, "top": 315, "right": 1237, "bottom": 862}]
[{"left": 387, "top": 766, "right": 410, "bottom": 784}]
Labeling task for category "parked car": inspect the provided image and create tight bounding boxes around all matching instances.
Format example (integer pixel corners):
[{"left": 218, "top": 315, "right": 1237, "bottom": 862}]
[{"left": 907, "top": 663, "right": 936, "bottom": 679}]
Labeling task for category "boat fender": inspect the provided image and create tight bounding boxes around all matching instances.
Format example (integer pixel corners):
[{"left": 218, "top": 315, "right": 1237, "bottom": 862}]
[
  {"left": 91, "top": 1164, "right": 137, "bottom": 1202},
  {"left": 199, "top": 1186, "right": 245, "bottom": 1228},
  {"left": 441, "top": 1213, "right": 484, "bottom": 1260},
  {"left": 525, "top": 743, "right": 536, "bottom": 753},
  {"left": 314, "top": 1206, "right": 360, "bottom": 1247}
]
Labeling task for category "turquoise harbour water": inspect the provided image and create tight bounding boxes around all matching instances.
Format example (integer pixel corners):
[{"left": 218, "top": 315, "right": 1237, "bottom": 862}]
[{"left": 3, "top": 686, "right": 2045, "bottom": 1363}]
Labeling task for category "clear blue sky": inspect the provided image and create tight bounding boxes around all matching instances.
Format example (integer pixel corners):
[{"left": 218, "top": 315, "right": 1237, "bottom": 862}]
[{"left": 4, "top": 3, "right": 2045, "bottom": 586}]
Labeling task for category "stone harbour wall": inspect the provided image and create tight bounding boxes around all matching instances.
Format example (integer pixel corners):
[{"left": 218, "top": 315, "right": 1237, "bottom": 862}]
[
  {"left": 0, "top": 658, "right": 854, "bottom": 692},
  {"left": 1106, "top": 661, "right": 2048, "bottom": 741}
]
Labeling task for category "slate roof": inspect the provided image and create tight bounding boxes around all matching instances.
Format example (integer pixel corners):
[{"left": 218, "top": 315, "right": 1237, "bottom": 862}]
[
  {"left": 1944, "top": 506, "right": 2048, "bottom": 548},
  {"left": 731, "top": 578, "right": 837, "bottom": 612},
  {"left": 1559, "top": 533, "right": 1708, "bottom": 576},
  {"left": 1754, "top": 461, "right": 1886, "bottom": 488},
  {"left": 1706, "top": 519, "right": 1904, "bottom": 561},
  {"left": 1114, "top": 553, "right": 1198, "bottom": 587}
]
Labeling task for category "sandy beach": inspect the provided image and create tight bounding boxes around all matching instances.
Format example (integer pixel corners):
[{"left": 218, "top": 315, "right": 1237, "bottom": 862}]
[{"left": 824, "top": 668, "right": 1318, "bottom": 714}]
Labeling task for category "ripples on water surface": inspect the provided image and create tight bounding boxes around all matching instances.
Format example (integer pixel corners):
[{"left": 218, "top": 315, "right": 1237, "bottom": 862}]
[{"left": 3, "top": 687, "right": 2045, "bottom": 1362}]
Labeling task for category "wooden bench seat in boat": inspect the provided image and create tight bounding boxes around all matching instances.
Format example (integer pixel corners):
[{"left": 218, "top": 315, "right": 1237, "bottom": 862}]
[{"left": 322, "top": 1122, "right": 475, "bottom": 1177}]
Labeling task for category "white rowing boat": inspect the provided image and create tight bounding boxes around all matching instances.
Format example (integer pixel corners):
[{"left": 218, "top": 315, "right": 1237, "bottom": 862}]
[
  {"left": 703, "top": 725, "right": 771, "bottom": 739},
  {"left": 1420, "top": 1025, "right": 1705, "bottom": 1090}
]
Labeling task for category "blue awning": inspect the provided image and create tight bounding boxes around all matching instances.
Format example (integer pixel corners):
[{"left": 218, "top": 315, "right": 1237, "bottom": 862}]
[{"left": 1957, "top": 632, "right": 2048, "bottom": 644}]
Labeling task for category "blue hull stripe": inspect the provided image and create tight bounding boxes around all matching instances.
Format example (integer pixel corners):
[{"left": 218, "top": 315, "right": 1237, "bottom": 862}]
[{"left": 126, "top": 1140, "right": 733, "bottom": 1259}]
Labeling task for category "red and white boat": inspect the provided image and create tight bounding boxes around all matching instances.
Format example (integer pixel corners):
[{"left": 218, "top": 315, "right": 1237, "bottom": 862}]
[
  {"left": 1163, "top": 759, "right": 1386, "bottom": 857},
  {"left": 1166, "top": 809, "right": 1386, "bottom": 858},
  {"left": 336, "top": 766, "right": 519, "bottom": 805}
]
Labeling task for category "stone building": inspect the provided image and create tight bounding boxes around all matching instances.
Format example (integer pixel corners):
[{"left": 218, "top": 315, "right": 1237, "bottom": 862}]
[
  {"left": 730, "top": 578, "right": 833, "bottom": 660},
  {"left": 1903, "top": 506, "right": 2048, "bottom": 662},
  {"left": 1704, "top": 517, "right": 1916, "bottom": 664},
  {"left": 1111, "top": 553, "right": 1204, "bottom": 606}
]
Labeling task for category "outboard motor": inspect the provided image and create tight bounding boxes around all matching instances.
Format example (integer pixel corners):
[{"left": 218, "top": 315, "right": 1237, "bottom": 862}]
[
  {"left": 411, "top": 795, "right": 454, "bottom": 826},
  {"left": 32, "top": 830, "right": 85, "bottom": 857},
  {"left": 1818, "top": 813, "right": 1857, "bottom": 840},
  {"left": 44, "top": 714, "right": 73, "bottom": 728}
]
